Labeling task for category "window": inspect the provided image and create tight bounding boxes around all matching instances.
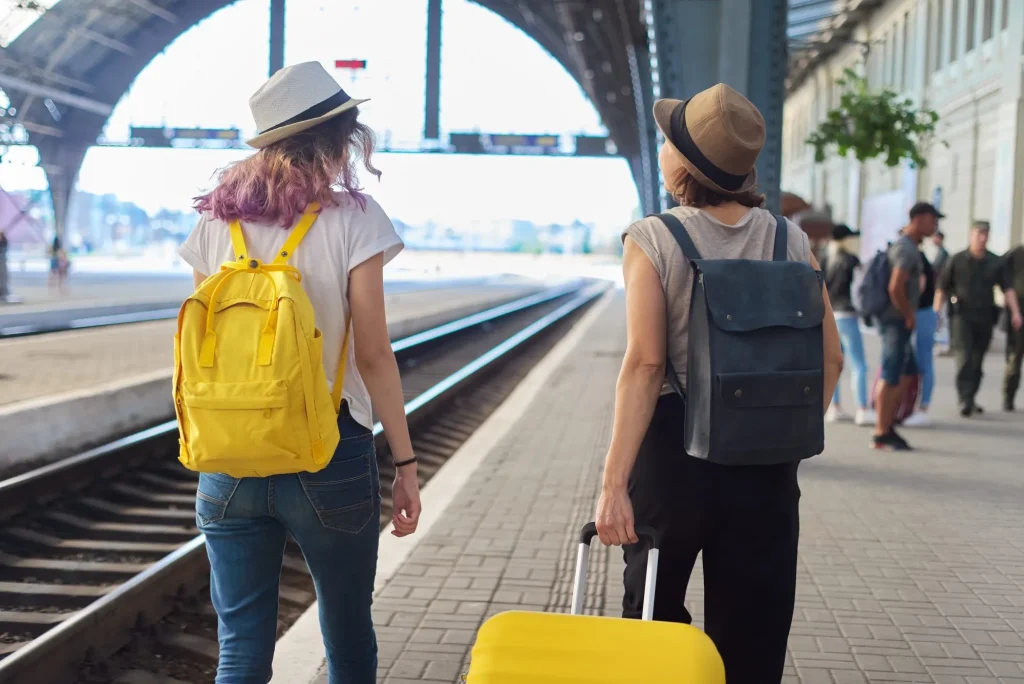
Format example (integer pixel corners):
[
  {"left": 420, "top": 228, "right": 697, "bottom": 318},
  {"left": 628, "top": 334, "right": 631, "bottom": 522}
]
[
  {"left": 902, "top": 12, "right": 910, "bottom": 89},
  {"left": 966, "top": 0, "right": 976, "bottom": 51},
  {"left": 871, "top": 42, "right": 883, "bottom": 84},
  {"left": 890, "top": 29, "right": 898, "bottom": 86},
  {"left": 1003, "top": 0, "right": 1009, "bottom": 30},
  {"left": 934, "top": 0, "right": 945, "bottom": 72},
  {"left": 983, "top": 0, "right": 994, "bottom": 40},
  {"left": 950, "top": 0, "right": 960, "bottom": 63}
]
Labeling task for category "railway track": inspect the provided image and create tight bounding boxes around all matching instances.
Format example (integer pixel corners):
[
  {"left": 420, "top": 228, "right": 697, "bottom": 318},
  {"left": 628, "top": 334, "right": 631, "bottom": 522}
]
[{"left": 0, "top": 280, "right": 607, "bottom": 684}]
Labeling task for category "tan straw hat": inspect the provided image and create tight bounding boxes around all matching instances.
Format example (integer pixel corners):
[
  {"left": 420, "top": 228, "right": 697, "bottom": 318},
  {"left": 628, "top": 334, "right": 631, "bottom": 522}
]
[
  {"left": 653, "top": 83, "right": 765, "bottom": 195},
  {"left": 246, "top": 61, "right": 368, "bottom": 149}
]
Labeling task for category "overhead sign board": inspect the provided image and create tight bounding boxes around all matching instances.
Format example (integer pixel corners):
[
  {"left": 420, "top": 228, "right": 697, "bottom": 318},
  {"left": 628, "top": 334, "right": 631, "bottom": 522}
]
[
  {"left": 449, "top": 133, "right": 561, "bottom": 156},
  {"left": 129, "top": 126, "right": 171, "bottom": 147},
  {"left": 575, "top": 135, "right": 617, "bottom": 156},
  {"left": 172, "top": 128, "right": 239, "bottom": 140},
  {"left": 486, "top": 134, "right": 559, "bottom": 155},
  {"left": 335, "top": 59, "right": 367, "bottom": 69},
  {"left": 129, "top": 126, "right": 241, "bottom": 147}
]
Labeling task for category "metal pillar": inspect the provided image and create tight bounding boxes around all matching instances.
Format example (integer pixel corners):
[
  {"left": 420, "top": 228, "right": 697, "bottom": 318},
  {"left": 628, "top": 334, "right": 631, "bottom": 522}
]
[
  {"left": 645, "top": 0, "right": 788, "bottom": 213},
  {"left": 424, "top": 0, "right": 442, "bottom": 140},
  {"left": 269, "top": 0, "right": 285, "bottom": 76},
  {"left": 622, "top": 0, "right": 660, "bottom": 216},
  {"left": 38, "top": 138, "right": 90, "bottom": 241}
]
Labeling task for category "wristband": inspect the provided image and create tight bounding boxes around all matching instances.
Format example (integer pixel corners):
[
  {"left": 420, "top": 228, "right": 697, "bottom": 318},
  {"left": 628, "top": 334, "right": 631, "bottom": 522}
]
[{"left": 394, "top": 456, "right": 418, "bottom": 468}]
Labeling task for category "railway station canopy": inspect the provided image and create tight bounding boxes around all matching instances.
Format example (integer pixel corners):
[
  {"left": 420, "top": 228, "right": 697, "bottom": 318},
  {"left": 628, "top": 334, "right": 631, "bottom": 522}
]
[{"left": 0, "top": 0, "right": 878, "bottom": 225}]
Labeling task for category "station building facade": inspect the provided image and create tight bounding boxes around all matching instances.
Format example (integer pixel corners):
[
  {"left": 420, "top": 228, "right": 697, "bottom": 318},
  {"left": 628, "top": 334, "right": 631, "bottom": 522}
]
[{"left": 782, "top": 0, "right": 1024, "bottom": 257}]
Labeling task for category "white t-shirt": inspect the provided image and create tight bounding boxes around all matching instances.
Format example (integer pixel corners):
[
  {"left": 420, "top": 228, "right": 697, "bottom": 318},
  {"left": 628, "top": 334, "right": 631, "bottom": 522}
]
[{"left": 178, "top": 192, "right": 403, "bottom": 430}]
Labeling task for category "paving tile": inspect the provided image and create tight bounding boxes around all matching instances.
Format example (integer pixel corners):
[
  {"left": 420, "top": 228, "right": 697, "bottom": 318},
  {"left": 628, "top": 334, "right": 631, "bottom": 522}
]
[{"left": 301, "top": 294, "right": 1024, "bottom": 682}]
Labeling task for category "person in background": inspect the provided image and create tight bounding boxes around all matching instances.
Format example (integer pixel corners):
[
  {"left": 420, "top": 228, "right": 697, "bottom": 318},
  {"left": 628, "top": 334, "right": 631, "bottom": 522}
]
[
  {"left": 1003, "top": 243, "right": 1024, "bottom": 411},
  {"left": 180, "top": 62, "right": 422, "bottom": 683},
  {"left": 822, "top": 223, "right": 874, "bottom": 425},
  {"left": 0, "top": 231, "right": 8, "bottom": 300},
  {"left": 931, "top": 230, "right": 949, "bottom": 276},
  {"left": 48, "top": 235, "right": 61, "bottom": 292},
  {"left": 936, "top": 221, "right": 1023, "bottom": 416},
  {"left": 932, "top": 231, "right": 952, "bottom": 355},
  {"left": 902, "top": 250, "right": 938, "bottom": 427},
  {"left": 872, "top": 202, "right": 939, "bottom": 451}
]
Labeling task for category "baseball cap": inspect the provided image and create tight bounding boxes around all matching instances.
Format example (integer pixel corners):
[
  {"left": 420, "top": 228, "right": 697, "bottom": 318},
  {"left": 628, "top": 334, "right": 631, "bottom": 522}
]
[
  {"left": 909, "top": 202, "right": 945, "bottom": 220},
  {"left": 831, "top": 224, "right": 860, "bottom": 240}
]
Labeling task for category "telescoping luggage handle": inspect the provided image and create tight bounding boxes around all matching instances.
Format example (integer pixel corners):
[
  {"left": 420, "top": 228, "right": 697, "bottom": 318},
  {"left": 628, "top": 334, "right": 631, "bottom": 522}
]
[{"left": 572, "top": 522, "right": 660, "bottom": 621}]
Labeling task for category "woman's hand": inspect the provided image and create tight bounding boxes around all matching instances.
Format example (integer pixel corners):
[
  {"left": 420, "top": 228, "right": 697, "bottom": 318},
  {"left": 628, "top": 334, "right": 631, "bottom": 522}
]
[
  {"left": 391, "top": 467, "right": 422, "bottom": 537},
  {"left": 595, "top": 485, "right": 638, "bottom": 546}
]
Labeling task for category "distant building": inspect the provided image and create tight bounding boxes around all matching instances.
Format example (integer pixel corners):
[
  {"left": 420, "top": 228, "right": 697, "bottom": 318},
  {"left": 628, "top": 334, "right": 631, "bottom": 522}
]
[{"left": 783, "top": 0, "right": 1023, "bottom": 255}]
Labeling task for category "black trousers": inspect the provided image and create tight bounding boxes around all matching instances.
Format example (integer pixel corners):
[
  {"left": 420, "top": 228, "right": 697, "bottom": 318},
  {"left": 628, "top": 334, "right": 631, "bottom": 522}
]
[
  {"left": 622, "top": 393, "right": 800, "bottom": 683},
  {"left": 955, "top": 316, "right": 993, "bottom": 406},
  {"left": 1004, "top": 322, "right": 1024, "bottom": 405}
]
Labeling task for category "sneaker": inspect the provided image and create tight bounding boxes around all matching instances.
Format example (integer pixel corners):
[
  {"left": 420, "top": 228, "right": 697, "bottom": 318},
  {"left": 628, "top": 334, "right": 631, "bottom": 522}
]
[
  {"left": 854, "top": 408, "right": 877, "bottom": 426},
  {"left": 1004, "top": 400, "right": 1016, "bottom": 412},
  {"left": 872, "top": 430, "right": 912, "bottom": 451},
  {"left": 826, "top": 405, "right": 852, "bottom": 423},
  {"left": 901, "top": 411, "right": 932, "bottom": 427}
]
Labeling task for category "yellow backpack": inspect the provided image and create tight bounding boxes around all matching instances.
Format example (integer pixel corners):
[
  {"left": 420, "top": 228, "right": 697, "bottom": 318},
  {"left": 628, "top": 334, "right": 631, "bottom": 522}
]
[{"left": 173, "top": 203, "right": 349, "bottom": 478}]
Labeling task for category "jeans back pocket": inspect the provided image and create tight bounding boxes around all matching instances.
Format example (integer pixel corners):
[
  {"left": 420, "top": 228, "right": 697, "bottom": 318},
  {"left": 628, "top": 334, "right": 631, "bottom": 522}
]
[
  {"left": 298, "top": 434, "right": 376, "bottom": 533},
  {"left": 196, "top": 472, "right": 241, "bottom": 526}
]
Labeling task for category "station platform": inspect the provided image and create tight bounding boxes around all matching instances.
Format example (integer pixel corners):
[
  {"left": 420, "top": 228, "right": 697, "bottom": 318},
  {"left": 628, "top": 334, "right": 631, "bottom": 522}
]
[
  {"left": 0, "top": 279, "right": 542, "bottom": 474},
  {"left": 270, "top": 290, "right": 1024, "bottom": 684}
]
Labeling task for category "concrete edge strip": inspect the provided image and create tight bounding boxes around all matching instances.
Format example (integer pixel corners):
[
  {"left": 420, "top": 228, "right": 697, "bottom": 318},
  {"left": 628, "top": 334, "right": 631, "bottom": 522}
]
[
  {"left": 268, "top": 288, "right": 617, "bottom": 684},
  {"left": 0, "top": 369, "right": 173, "bottom": 416}
]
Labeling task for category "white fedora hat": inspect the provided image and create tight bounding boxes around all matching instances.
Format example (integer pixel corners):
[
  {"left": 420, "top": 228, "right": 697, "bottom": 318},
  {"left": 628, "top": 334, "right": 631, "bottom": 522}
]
[{"left": 246, "top": 61, "right": 368, "bottom": 149}]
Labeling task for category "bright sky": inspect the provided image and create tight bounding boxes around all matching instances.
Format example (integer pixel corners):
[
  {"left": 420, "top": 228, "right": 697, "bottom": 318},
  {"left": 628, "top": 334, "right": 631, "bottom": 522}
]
[{"left": 2, "top": 0, "right": 639, "bottom": 232}]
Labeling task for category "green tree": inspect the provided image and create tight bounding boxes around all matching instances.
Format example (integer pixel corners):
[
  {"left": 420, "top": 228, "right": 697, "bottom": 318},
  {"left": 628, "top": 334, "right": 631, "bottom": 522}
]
[{"left": 806, "top": 69, "right": 943, "bottom": 168}]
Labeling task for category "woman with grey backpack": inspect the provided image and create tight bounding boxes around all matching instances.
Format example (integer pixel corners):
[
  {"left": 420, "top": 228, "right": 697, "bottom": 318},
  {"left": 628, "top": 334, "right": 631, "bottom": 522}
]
[{"left": 594, "top": 84, "right": 844, "bottom": 682}]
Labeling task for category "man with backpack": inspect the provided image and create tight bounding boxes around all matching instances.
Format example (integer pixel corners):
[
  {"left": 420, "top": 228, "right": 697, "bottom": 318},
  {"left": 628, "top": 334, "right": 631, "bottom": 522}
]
[{"left": 860, "top": 202, "right": 941, "bottom": 450}]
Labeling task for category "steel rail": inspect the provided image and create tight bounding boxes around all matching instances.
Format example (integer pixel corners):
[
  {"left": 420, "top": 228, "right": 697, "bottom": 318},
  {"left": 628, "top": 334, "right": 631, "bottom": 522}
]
[
  {"left": 0, "top": 281, "right": 606, "bottom": 684},
  {"left": 0, "top": 281, "right": 587, "bottom": 520}
]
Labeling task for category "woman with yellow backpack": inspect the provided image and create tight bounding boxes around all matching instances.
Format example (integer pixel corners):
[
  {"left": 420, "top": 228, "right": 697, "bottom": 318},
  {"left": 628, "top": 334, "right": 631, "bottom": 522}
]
[{"left": 176, "top": 62, "right": 421, "bottom": 684}]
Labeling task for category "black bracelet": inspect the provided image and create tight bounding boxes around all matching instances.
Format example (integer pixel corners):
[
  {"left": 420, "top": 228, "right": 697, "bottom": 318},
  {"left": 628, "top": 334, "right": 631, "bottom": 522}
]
[{"left": 394, "top": 456, "right": 418, "bottom": 468}]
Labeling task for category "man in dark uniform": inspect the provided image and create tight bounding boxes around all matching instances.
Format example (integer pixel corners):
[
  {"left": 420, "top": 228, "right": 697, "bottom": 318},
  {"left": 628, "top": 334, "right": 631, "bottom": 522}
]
[
  {"left": 1002, "top": 243, "right": 1024, "bottom": 410},
  {"left": 935, "top": 221, "right": 1023, "bottom": 416}
]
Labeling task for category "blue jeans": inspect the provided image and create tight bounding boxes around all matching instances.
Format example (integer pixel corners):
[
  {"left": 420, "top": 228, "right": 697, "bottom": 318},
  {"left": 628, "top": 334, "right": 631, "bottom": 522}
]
[
  {"left": 880, "top": 320, "right": 919, "bottom": 386},
  {"left": 833, "top": 316, "right": 868, "bottom": 408},
  {"left": 914, "top": 307, "right": 938, "bottom": 407},
  {"left": 196, "top": 409, "right": 381, "bottom": 684}
]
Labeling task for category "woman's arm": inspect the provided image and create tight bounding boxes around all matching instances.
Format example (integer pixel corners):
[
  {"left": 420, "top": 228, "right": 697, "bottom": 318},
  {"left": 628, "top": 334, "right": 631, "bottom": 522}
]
[
  {"left": 595, "top": 237, "right": 667, "bottom": 547},
  {"left": 810, "top": 252, "right": 844, "bottom": 412},
  {"left": 349, "top": 253, "right": 421, "bottom": 538},
  {"left": 193, "top": 270, "right": 207, "bottom": 289}
]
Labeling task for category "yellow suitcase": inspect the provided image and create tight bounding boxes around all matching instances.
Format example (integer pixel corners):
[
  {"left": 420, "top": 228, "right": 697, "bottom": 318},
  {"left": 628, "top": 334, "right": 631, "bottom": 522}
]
[{"left": 464, "top": 523, "right": 725, "bottom": 683}]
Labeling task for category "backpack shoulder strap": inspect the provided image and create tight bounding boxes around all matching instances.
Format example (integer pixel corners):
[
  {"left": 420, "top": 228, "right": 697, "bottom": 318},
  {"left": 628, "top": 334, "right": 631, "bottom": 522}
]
[
  {"left": 229, "top": 220, "right": 248, "bottom": 262},
  {"left": 654, "top": 212, "right": 703, "bottom": 261},
  {"left": 272, "top": 202, "right": 322, "bottom": 265},
  {"left": 332, "top": 320, "right": 351, "bottom": 413},
  {"left": 772, "top": 214, "right": 788, "bottom": 262}
]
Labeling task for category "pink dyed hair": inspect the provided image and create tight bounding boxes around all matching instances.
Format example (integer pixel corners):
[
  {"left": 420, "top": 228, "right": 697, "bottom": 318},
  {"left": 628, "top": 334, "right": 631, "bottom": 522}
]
[{"left": 193, "top": 108, "right": 381, "bottom": 227}]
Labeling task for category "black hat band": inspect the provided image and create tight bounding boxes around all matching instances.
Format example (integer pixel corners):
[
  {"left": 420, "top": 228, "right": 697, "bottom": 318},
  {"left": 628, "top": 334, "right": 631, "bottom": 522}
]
[
  {"left": 669, "top": 101, "right": 749, "bottom": 192},
  {"left": 262, "top": 89, "right": 352, "bottom": 134}
]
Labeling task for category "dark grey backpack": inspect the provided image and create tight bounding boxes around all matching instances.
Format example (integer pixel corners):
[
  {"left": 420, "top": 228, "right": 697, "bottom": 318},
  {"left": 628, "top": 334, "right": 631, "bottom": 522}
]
[{"left": 658, "top": 212, "right": 825, "bottom": 466}]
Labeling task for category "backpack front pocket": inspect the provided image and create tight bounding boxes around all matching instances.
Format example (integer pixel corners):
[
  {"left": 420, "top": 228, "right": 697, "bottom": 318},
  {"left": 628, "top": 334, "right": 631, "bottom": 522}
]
[{"left": 181, "top": 380, "right": 307, "bottom": 473}]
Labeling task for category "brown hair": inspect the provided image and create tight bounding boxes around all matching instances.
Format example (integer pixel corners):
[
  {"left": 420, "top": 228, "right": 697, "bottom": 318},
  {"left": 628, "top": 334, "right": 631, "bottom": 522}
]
[{"left": 668, "top": 166, "right": 765, "bottom": 209}]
